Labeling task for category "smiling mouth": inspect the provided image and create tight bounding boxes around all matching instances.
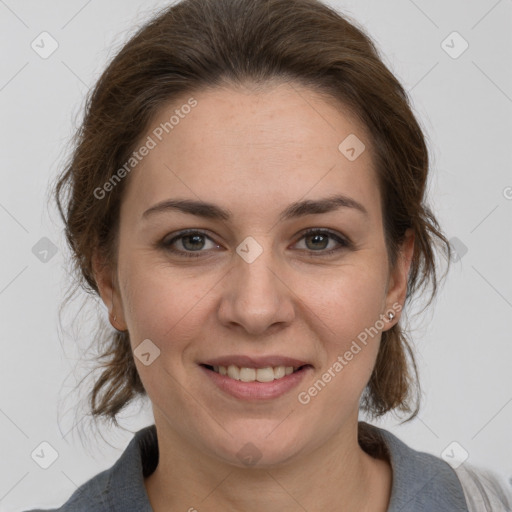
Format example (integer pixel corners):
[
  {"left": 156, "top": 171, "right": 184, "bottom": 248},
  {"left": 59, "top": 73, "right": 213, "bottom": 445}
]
[{"left": 201, "top": 364, "right": 312, "bottom": 383}]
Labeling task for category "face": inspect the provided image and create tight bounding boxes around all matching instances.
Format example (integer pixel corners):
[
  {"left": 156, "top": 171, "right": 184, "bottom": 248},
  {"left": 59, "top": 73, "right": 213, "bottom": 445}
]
[{"left": 95, "top": 81, "right": 413, "bottom": 467}]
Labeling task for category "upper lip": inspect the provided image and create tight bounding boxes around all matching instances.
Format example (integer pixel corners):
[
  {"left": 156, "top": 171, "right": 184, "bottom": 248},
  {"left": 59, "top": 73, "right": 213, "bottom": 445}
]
[{"left": 201, "top": 355, "right": 312, "bottom": 369}]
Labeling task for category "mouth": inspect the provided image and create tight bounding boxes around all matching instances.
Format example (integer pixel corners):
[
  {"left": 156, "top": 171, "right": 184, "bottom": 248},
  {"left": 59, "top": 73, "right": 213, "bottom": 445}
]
[
  {"left": 199, "top": 361, "right": 314, "bottom": 400},
  {"left": 198, "top": 355, "right": 314, "bottom": 400},
  {"left": 200, "top": 363, "right": 312, "bottom": 383}
]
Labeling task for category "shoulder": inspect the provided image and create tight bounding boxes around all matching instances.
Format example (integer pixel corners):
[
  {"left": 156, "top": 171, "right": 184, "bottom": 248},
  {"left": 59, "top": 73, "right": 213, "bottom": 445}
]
[
  {"left": 453, "top": 463, "right": 512, "bottom": 512},
  {"left": 22, "top": 466, "right": 113, "bottom": 511},
  {"left": 21, "top": 424, "right": 158, "bottom": 512},
  {"left": 359, "top": 422, "right": 512, "bottom": 512}
]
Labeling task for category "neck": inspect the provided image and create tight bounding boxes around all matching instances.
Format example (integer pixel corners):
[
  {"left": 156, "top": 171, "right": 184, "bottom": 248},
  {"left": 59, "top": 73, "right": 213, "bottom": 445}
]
[{"left": 144, "top": 411, "right": 391, "bottom": 512}]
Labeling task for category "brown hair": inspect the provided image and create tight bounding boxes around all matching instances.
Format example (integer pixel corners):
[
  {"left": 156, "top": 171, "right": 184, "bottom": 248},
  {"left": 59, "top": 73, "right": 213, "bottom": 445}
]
[{"left": 53, "top": 0, "right": 451, "bottom": 429}]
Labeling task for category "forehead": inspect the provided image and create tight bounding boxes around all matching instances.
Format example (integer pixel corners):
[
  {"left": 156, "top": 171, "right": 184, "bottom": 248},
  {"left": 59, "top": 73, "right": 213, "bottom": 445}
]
[{"left": 121, "top": 82, "right": 380, "bottom": 223}]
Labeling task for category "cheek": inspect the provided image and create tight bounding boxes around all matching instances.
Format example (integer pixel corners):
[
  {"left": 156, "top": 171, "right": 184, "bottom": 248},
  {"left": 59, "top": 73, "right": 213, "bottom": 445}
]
[
  {"left": 120, "top": 259, "right": 218, "bottom": 347},
  {"left": 304, "top": 259, "right": 388, "bottom": 338},
  {"left": 119, "top": 263, "right": 213, "bottom": 413},
  {"left": 299, "top": 262, "right": 388, "bottom": 397}
]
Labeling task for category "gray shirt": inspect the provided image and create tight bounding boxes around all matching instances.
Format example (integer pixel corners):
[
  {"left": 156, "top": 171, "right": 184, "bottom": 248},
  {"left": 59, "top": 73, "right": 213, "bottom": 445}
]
[{"left": 24, "top": 422, "right": 511, "bottom": 511}]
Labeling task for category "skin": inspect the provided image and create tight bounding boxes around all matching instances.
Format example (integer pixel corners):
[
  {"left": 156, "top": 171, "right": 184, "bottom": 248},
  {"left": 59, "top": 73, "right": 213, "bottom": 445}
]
[{"left": 93, "top": 81, "right": 414, "bottom": 511}]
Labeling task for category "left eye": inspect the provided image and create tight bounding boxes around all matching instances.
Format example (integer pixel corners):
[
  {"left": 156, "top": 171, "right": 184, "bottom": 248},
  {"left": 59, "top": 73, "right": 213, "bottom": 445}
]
[
  {"left": 295, "top": 229, "right": 349, "bottom": 253},
  {"left": 161, "top": 229, "right": 350, "bottom": 258}
]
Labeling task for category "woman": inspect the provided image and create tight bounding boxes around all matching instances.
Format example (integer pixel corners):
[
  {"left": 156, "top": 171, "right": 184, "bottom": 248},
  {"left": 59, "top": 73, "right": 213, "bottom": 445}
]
[{"left": 27, "top": 0, "right": 511, "bottom": 510}]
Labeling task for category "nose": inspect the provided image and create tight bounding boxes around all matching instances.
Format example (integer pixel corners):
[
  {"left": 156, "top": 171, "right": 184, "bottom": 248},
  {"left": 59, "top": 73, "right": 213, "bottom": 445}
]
[{"left": 217, "top": 241, "right": 296, "bottom": 336}]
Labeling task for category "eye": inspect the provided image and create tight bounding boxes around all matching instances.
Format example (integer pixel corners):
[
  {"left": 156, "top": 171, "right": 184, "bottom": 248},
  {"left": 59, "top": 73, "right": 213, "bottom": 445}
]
[
  {"left": 160, "top": 228, "right": 351, "bottom": 258},
  {"left": 293, "top": 228, "right": 351, "bottom": 256},
  {"left": 161, "top": 230, "right": 220, "bottom": 258}
]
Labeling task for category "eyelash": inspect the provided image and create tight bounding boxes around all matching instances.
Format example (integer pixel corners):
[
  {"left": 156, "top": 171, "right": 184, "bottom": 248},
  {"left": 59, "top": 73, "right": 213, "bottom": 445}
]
[{"left": 160, "top": 228, "right": 352, "bottom": 259}]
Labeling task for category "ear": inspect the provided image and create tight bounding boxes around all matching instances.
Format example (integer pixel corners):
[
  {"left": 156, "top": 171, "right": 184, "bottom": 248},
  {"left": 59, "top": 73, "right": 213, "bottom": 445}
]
[
  {"left": 384, "top": 228, "right": 415, "bottom": 327},
  {"left": 92, "top": 248, "right": 127, "bottom": 331}
]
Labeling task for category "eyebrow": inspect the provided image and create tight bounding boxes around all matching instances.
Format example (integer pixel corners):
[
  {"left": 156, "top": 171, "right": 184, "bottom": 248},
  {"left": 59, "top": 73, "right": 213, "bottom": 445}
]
[{"left": 141, "top": 194, "right": 369, "bottom": 222}]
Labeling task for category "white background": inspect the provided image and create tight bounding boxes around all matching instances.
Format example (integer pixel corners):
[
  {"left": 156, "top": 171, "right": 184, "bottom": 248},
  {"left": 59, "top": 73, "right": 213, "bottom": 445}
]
[{"left": 0, "top": 0, "right": 511, "bottom": 509}]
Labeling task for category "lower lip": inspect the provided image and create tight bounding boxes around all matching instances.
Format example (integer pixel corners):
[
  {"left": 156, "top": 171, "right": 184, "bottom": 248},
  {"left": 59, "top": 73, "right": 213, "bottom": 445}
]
[{"left": 199, "top": 365, "right": 313, "bottom": 400}]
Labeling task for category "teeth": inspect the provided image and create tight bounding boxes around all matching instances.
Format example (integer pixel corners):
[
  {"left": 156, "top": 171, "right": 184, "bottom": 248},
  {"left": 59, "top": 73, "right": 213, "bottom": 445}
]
[{"left": 214, "top": 364, "right": 299, "bottom": 382}]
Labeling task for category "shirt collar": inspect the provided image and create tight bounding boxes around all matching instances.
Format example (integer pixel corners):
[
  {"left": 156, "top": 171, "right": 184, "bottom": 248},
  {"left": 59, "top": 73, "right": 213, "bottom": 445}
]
[
  {"left": 107, "top": 422, "right": 467, "bottom": 512},
  {"left": 359, "top": 421, "right": 468, "bottom": 511},
  {"left": 107, "top": 424, "right": 157, "bottom": 511}
]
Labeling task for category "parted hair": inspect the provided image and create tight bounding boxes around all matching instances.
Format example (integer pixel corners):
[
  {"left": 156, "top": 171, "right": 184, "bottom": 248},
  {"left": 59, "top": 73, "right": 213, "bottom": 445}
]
[{"left": 53, "top": 0, "right": 451, "bottom": 428}]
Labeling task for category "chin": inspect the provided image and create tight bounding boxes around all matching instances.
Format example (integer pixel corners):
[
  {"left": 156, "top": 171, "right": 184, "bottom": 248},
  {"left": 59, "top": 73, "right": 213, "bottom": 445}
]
[{"left": 209, "top": 422, "right": 307, "bottom": 469}]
